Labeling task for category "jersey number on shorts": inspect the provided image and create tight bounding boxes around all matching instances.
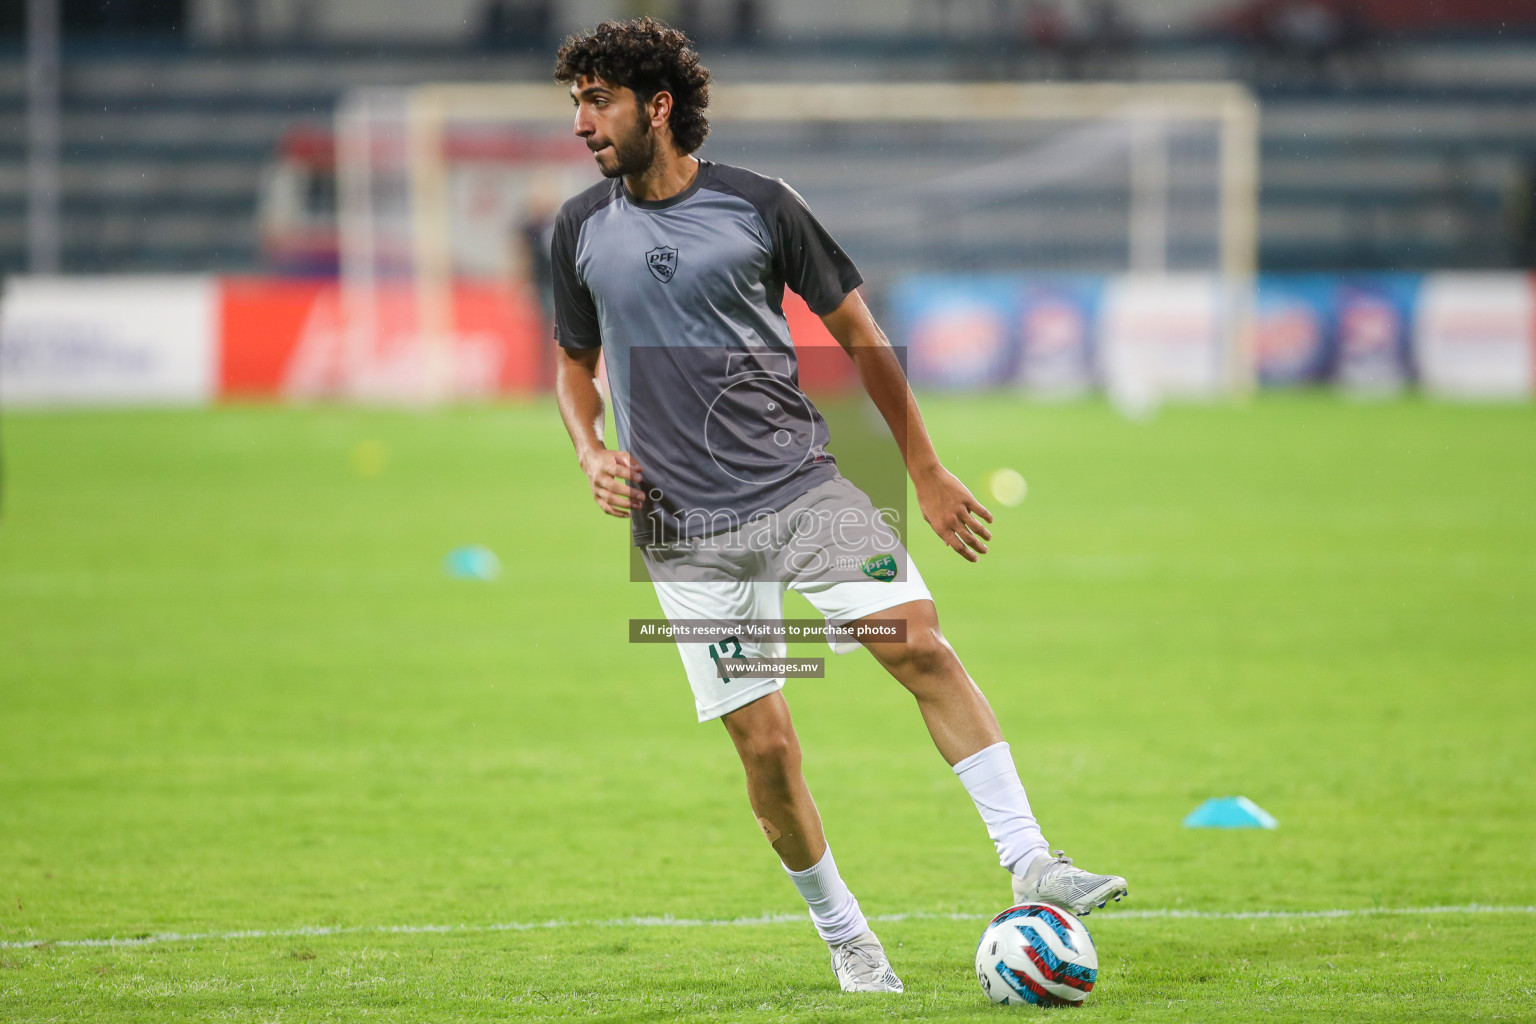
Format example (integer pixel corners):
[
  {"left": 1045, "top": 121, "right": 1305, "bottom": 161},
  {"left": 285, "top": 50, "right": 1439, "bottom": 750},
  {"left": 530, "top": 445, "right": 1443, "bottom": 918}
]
[{"left": 708, "top": 636, "right": 745, "bottom": 683}]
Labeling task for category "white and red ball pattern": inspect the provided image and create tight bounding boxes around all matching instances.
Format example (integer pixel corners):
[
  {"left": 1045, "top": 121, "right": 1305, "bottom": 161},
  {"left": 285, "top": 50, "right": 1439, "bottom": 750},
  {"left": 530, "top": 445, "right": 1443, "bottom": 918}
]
[{"left": 975, "top": 902, "right": 1099, "bottom": 1007}]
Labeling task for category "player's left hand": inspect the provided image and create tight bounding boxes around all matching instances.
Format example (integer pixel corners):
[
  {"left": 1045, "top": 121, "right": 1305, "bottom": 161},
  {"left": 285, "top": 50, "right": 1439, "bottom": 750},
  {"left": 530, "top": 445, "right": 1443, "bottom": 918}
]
[{"left": 913, "top": 465, "right": 993, "bottom": 561}]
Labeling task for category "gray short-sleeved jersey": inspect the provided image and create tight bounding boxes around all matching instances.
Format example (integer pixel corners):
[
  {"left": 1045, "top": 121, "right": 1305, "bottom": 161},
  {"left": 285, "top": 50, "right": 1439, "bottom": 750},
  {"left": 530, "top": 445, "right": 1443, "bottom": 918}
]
[{"left": 552, "top": 160, "right": 862, "bottom": 545}]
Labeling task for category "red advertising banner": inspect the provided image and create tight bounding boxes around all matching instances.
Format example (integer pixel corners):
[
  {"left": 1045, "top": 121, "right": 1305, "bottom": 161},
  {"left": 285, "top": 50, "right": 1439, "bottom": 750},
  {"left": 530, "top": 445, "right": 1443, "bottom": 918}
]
[
  {"left": 218, "top": 279, "right": 549, "bottom": 399},
  {"left": 783, "top": 289, "right": 860, "bottom": 394},
  {"left": 219, "top": 278, "right": 324, "bottom": 396},
  {"left": 215, "top": 280, "right": 846, "bottom": 400}
]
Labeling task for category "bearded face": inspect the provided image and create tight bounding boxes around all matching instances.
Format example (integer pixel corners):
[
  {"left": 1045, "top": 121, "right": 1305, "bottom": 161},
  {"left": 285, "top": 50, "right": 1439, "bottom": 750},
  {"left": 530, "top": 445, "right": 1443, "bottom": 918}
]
[{"left": 586, "top": 93, "right": 658, "bottom": 179}]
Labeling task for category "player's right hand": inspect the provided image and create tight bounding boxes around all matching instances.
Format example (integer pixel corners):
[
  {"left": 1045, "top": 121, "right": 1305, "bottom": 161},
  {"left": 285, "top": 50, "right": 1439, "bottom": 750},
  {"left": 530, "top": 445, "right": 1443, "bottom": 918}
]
[{"left": 580, "top": 448, "right": 645, "bottom": 518}]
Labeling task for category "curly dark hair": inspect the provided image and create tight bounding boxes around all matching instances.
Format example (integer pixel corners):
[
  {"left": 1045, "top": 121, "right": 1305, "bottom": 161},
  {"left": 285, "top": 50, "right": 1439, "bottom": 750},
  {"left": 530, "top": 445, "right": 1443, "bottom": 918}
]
[{"left": 554, "top": 18, "right": 711, "bottom": 155}]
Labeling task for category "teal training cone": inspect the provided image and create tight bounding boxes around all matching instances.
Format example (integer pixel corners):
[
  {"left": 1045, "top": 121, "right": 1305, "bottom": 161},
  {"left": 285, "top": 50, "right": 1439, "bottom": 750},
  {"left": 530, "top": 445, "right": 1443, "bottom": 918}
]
[
  {"left": 445, "top": 545, "right": 501, "bottom": 581},
  {"left": 1183, "top": 796, "right": 1278, "bottom": 829}
]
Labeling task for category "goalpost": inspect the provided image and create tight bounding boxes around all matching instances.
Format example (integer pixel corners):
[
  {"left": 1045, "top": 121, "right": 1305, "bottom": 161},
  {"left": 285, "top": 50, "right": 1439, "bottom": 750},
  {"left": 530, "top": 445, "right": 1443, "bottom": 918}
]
[{"left": 328, "top": 81, "right": 1258, "bottom": 403}]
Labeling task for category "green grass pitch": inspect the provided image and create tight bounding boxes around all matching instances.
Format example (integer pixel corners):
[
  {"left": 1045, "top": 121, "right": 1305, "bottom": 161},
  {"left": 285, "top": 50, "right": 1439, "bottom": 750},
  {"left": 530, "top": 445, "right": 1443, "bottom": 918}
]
[{"left": 1, "top": 396, "right": 1533, "bottom": 1022}]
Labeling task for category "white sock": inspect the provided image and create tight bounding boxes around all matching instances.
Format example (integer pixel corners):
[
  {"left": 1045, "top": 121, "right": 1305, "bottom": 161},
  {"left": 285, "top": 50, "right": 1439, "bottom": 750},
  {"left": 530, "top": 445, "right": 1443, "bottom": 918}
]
[
  {"left": 953, "top": 741, "right": 1049, "bottom": 875},
  {"left": 784, "top": 846, "right": 869, "bottom": 947}
]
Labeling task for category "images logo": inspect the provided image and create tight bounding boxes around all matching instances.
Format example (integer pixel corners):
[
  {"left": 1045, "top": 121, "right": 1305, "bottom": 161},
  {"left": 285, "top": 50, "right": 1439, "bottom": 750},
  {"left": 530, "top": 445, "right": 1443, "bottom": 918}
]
[{"left": 646, "top": 246, "right": 678, "bottom": 284}]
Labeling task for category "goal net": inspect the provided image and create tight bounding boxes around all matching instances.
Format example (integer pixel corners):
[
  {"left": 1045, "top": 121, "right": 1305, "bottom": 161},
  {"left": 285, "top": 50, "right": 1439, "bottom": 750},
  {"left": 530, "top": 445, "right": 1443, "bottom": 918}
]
[{"left": 325, "top": 81, "right": 1257, "bottom": 403}]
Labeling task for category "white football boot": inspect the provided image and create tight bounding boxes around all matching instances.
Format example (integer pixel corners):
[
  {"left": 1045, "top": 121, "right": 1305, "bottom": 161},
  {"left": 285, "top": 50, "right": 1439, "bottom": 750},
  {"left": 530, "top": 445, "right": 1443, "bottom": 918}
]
[
  {"left": 1011, "top": 849, "right": 1128, "bottom": 917},
  {"left": 829, "top": 930, "right": 904, "bottom": 993}
]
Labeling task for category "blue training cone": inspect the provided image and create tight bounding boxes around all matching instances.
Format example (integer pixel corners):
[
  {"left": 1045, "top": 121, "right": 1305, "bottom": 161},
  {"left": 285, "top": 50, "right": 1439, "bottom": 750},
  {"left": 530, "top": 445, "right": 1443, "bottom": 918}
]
[
  {"left": 445, "top": 545, "right": 501, "bottom": 581},
  {"left": 1183, "top": 796, "right": 1278, "bottom": 829}
]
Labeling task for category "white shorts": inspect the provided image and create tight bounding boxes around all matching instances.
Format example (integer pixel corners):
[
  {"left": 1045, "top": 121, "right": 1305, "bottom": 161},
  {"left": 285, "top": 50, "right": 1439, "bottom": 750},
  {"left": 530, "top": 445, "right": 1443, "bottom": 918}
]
[{"left": 641, "top": 475, "right": 932, "bottom": 722}]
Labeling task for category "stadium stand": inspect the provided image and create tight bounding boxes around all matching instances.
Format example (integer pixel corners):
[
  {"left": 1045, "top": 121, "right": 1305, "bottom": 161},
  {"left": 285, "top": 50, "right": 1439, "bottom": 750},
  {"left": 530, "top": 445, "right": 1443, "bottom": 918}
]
[{"left": 1, "top": 37, "right": 1535, "bottom": 274}]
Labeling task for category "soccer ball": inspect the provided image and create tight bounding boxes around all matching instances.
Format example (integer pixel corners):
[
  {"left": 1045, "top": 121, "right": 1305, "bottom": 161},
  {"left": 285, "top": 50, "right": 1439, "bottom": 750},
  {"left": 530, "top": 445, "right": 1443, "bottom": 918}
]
[{"left": 975, "top": 903, "right": 1098, "bottom": 1007}]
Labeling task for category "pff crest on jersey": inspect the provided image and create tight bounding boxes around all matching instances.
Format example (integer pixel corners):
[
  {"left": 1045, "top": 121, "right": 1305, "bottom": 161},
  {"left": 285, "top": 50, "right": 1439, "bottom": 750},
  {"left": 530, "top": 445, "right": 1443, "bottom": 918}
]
[{"left": 646, "top": 245, "right": 679, "bottom": 283}]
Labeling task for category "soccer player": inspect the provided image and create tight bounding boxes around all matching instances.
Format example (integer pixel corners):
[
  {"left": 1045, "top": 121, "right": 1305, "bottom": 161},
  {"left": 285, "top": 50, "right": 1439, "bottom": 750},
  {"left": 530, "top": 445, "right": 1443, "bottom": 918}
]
[{"left": 550, "top": 19, "right": 1127, "bottom": 994}]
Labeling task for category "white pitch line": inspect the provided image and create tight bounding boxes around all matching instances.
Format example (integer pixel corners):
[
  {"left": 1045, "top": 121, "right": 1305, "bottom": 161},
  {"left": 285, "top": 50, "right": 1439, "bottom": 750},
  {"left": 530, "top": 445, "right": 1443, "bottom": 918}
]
[
  {"left": 871, "top": 905, "right": 1536, "bottom": 924},
  {"left": 3, "top": 904, "right": 1531, "bottom": 952}
]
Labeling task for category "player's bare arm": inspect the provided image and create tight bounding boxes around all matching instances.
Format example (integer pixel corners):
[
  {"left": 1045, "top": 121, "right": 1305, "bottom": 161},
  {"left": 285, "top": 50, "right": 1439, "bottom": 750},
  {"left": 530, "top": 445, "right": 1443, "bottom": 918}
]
[
  {"left": 820, "top": 291, "right": 994, "bottom": 561},
  {"left": 554, "top": 345, "right": 644, "bottom": 518}
]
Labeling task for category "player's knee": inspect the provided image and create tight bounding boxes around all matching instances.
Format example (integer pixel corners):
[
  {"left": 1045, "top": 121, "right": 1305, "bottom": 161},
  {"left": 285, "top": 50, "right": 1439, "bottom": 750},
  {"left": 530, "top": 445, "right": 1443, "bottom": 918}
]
[
  {"left": 886, "top": 624, "right": 953, "bottom": 678},
  {"left": 734, "top": 725, "right": 798, "bottom": 776}
]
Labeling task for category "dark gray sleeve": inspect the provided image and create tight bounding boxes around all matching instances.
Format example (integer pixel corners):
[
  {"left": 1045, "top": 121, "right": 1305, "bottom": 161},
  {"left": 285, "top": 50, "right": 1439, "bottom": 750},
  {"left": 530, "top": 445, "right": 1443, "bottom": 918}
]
[
  {"left": 768, "top": 184, "right": 863, "bottom": 316},
  {"left": 551, "top": 208, "right": 601, "bottom": 350}
]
